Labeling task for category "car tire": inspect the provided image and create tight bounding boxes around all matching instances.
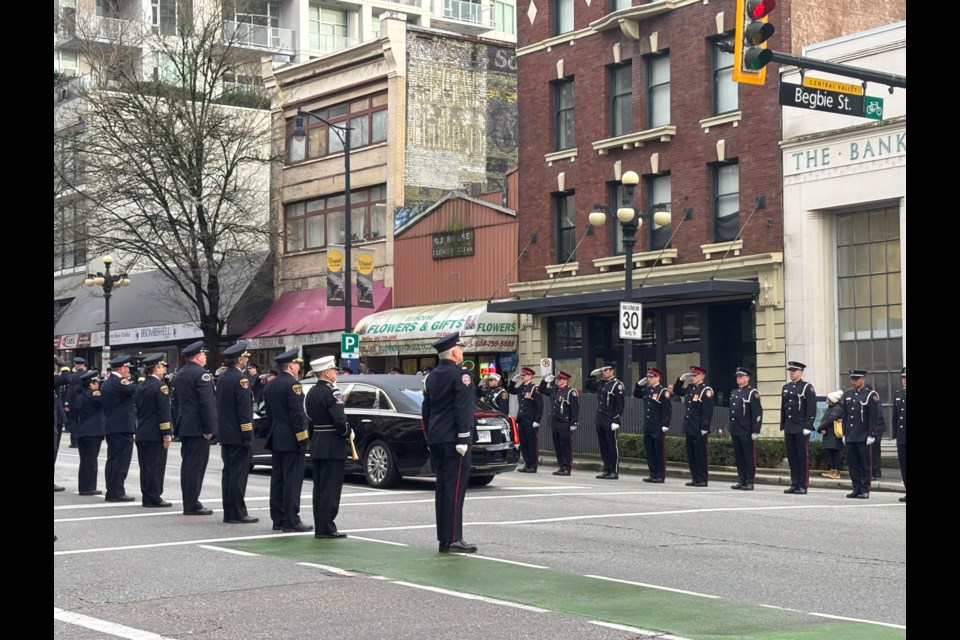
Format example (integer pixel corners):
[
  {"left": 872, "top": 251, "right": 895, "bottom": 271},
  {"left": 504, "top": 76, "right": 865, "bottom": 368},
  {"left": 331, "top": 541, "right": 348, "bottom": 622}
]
[
  {"left": 364, "top": 439, "right": 400, "bottom": 489},
  {"left": 468, "top": 475, "right": 495, "bottom": 486}
]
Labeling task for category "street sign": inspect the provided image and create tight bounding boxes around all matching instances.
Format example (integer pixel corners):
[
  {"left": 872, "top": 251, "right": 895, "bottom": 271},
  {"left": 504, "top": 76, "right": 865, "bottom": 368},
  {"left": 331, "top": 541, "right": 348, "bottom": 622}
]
[
  {"left": 802, "top": 76, "right": 863, "bottom": 96},
  {"left": 540, "top": 357, "right": 552, "bottom": 378},
  {"left": 341, "top": 332, "right": 360, "bottom": 359},
  {"left": 863, "top": 95, "right": 884, "bottom": 120},
  {"left": 619, "top": 302, "right": 643, "bottom": 340},
  {"left": 779, "top": 81, "right": 863, "bottom": 116}
]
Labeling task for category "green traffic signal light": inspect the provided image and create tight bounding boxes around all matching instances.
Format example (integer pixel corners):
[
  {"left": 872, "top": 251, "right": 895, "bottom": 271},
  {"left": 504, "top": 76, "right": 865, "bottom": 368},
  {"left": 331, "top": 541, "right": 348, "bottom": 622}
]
[{"left": 743, "top": 47, "right": 774, "bottom": 71}]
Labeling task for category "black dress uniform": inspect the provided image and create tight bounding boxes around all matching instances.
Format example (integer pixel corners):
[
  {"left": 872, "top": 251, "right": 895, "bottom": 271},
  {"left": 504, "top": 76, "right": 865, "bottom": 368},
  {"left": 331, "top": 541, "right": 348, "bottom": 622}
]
[
  {"left": 172, "top": 341, "right": 218, "bottom": 515},
  {"left": 893, "top": 367, "right": 906, "bottom": 500},
  {"left": 102, "top": 355, "right": 138, "bottom": 501},
  {"left": 585, "top": 362, "right": 625, "bottom": 479},
  {"left": 71, "top": 370, "right": 104, "bottom": 494},
  {"left": 217, "top": 343, "right": 256, "bottom": 523},
  {"left": 728, "top": 368, "right": 763, "bottom": 489},
  {"left": 673, "top": 366, "right": 713, "bottom": 486},
  {"left": 507, "top": 367, "right": 543, "bottom": 472},
  {"left": 539, "top": 372, "right": 579, "bottom": 475},
  {"left": 64, "top": 359, "right": 88, "bottom": 448},
  {"left": 54, "top": 360, "right": 72, "bottom": 491},
  {"left": 841, "top": 370, "right": 881, "bottom": 498},
  {"left": 780, "top": 361, "right": 817, "bottom": 493},
  {"left": 305, "top": 356, "right": 350, "bottom": 538},
  {"left": 264, "top": 348, "right": 311, "bottom": 532},
  {"left": 422, "top": 333, "right": 477, "bottom": 553},
  {"left": 476, "top": 375, "right": 510, "bottom": 415},
  {"left": 134, "top": 354, "right": 173, "bottom": 508},
  {"left": 633, "top": 368, "right": 672, "bottom": 483}
]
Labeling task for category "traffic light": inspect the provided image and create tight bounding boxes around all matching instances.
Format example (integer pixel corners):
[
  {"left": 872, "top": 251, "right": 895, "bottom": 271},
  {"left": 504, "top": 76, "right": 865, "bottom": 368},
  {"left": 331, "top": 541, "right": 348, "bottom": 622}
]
[{"left": 732, "top": 0, "right": 776, "bottom": 85}]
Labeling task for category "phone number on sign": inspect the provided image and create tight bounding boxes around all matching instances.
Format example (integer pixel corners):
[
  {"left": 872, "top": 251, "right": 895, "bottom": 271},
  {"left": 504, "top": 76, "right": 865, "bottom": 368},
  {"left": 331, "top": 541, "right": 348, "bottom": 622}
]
[{"left": 470, "top": 339, "right": 517, "bottom": 349}]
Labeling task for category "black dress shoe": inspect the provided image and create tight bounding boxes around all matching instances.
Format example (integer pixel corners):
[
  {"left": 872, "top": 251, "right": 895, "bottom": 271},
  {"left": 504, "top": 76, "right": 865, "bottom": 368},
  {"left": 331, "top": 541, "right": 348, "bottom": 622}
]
[
  {"left": 184, "top": 507, "right": 214, "bottom": 515},
  {"left": 282, "top": 523, "right": 313, "bottom": 532},
  {"left": 552, "top": 469, "right": 571, "bottom": 476},
  {"left": 693, "top": 482, "right": 708, "bottom": 487},
  {"left": 898, "top": 495, "right": 906, "bottom": 503},
  {"left": 608, "top": 473, "right": 619, "bottom": 479},
  {"left": 685, "top": 481, "right": 697, "bottom": 486},
  {"left": 793, "top": 487, "right": 807, "bottom": 494},
  {"left": 855, "top": 492, "right": 869, "bottom": 499},
  {"left": 648, "top": 478, "right": 664, "bottom": 483},
  {"left": 783, "top": 487, "right": 797, "bottom": 494},
  {"left": 79, "top": 490, "right": 103, "bottom": 496},
  {"left": 225, "top": 516, "right": 259, "bottom": 523},
  {"left": 731, "top": 483, "right": 743, "bottom": 490},
  {"left": 846, "top": 491, "right": 859, "bottom": 498},
  {"left": 315, "top": 531, "right": 347, "bottom": 539},
  {"left": 439, "top": 539, "right": 477, "bottom": 554},
  {"left": 596, "top": 473, "right": 611, "bottom": 479},
  {"left": 272, "top": 524, "right": 283, "bottom": 531},
  {"left": 54, "top": 484, "right": 65, "bottom": 492},
  {"left": 741, "top": 484, "right": 754, "bottom": 490},
  {"left": 106, "top": 495, "right": 136, "bottom": 502},
  {"left": 143, "top": 500, "right": 172, "bottom": 508},
  {"left": 642, "top": 477, "right": 654, "bottom": 483}
]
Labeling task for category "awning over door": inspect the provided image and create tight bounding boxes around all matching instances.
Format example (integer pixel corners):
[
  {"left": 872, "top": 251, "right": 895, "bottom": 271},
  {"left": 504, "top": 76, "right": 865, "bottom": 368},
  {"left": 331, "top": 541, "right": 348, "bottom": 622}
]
[{"left": 354, "top": 301, "right": 518, "bottom": 356}]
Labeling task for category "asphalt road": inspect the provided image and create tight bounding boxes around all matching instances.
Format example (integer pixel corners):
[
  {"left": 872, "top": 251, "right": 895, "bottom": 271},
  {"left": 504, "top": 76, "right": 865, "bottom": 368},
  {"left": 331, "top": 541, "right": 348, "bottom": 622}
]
[{"left": 54, "top": 440, "right": 906, "bottom": 639}]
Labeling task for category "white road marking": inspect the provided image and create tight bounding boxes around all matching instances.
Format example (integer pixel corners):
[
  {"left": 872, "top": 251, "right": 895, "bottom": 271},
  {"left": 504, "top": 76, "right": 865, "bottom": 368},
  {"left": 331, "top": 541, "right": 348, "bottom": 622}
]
[
  {"left": 589, "top": 620, "right": 691, "bottom": 639},
  {"left": 54, "top": 607, "right": 178, "bottom": 640},
  {"left": 586, "top": 575, "right": 720, "bottom": 599},
  {"left": 347, "top": 535, "right": 408, "bottom": 546},
  {"left": 298, "top": 562, "right": 357, "bottom": 576},
  {"left": 808, "top": 612, "right": 907, "bottom": 629},
  {"left": 391, "top": 581, "right": 549, "bottom": 612},
  {"left": 197, "top": 544, "right": 258, "bottom": 556},
  {"left": 467, "top": 555, "right": 548, "bottom": 569}
]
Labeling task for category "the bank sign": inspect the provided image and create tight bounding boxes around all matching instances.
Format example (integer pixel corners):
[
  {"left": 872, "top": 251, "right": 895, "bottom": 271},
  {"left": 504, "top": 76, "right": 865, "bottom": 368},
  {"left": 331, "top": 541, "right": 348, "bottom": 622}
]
[{"left": 785, "top": 128, "right": 905, "bottom": 176}]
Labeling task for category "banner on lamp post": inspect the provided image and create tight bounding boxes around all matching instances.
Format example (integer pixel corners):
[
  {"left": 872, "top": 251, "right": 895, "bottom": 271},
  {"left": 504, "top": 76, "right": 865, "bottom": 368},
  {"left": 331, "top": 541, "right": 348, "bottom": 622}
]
[
  {"left": 326, "top": 246, "right": 345, "bottom": 307},
  {"left": 356, "top": 251, "right": 374, "bottom": 309}
]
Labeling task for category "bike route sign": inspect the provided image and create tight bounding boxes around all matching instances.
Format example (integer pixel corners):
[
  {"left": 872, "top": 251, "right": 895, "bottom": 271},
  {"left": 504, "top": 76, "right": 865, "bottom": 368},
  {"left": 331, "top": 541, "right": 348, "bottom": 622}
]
[{"left": 779, "top": 81, "right": 882, "bottom": 120}]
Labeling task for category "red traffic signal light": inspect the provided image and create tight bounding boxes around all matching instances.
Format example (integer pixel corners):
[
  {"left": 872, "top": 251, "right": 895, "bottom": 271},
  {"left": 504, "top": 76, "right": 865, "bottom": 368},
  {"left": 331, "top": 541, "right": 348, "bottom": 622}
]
[
  {"left": 733, "top": 0, "right": 777, "bottom": 85},
  {"left": 747, "top": 0, "right": 776, "bottom": 20}
]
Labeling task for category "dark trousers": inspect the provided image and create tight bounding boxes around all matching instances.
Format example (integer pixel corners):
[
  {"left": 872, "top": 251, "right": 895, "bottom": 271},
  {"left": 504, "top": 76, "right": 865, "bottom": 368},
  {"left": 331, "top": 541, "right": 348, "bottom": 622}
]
[
  {"left": 551, "top": 427, "right": 572, "bottom": 470},
  {"left": 731, "top": 435, "right": 756, "bottom": 484},
  {"left": 827, "top": 448, "right": 843, "bottom": 471},
  {"left": 104, "top": 432, "right": 134, "bottom": 499},
  {"left": 77, "top": 436, "right": 103, "bottom": 492},
  {"left": 784, "top": 432, "right": 809, "bottom": 489},
  {"left": 596, "top": 425, "right": 619, "bottom": 475},
  {"left": 312, "top": 457, "right": 346, "bottom": 535},
  {"left": 270, "top": 450, "right": 306, "bottom": 528},
  {"left": 69, "top": 416, "right": 78, "bottom": 447},
  {"left": 429, "top": 443, "right": 471, "bottom": 543},
  {"left": 871, "top": 436, "right": 882, "bottom": 478},
  {"left": 54, "top": 423, "right": 64, "bottom": 464},
  {"left": 136, "top": 440, "right": 168, "bottom": 505},
  {"left": 846, "top": 441, "right": 870, "bottom": 494},
  {"left": 643, "top": 432, "right": 666, "bottom": 480},
  {"left": 180, "top": 436, "right": 211, "bottom": 512},
  {"left": 897, "top": 443, "right": 906, "bottom": 488},
  {"left": 517, "top": 416, "right": 539, "bottom": 469},
  {"left": 221, "top": 444, "right": 253, "bottom": 521},
  {"left": 685, "top": 433, "right": 708, "bottom": 484}
]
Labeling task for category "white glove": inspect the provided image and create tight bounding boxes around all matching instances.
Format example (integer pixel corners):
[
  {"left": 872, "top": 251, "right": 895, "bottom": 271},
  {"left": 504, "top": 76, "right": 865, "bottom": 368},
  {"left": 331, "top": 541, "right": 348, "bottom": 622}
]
[
  {"left": 350, "top": 429, "right": 355, "bottom": 442},
  {"left": 661, "top": 426, "right": 669, "bottom": 433},
  {"left": 455, "top": 444, "right": 468, "bottom": 456},
  {"left": 570, "top": 424, "right": 578, "bottom": 431},
  {"left": 700, "top": 430, "right": 708, "bottom": 436},
  {"left": 590, "top": 368, "right": 602, "bottom": 378},
  {"left": 544, "top": 374, "right": 555, "bottom": 383},
  {"left": 802, "top": 429, "right": 811, "bottom": 436},
  {"left": 532, "top": 422, "right": 540, "bottom": 429},
  {"left": 611, "top": 423, "right": 620, "bottom": 431},
  {"left": 842, "top": 436, "right": 846, "bottom": 445},
  {"left": 866, "top": 436, "right": 875, "bottom": 445},
  {"left": 636, "top": 378, "right": 648, "bottom": 388},
  {"left": 512, "top": 374, "right": 522, "bottom": 383},
  {"left": 751, "top": 433, "right": 759, "bottom": 441},
  {"left": 680, "top": 372, "right": 692, "bottom": 381}
]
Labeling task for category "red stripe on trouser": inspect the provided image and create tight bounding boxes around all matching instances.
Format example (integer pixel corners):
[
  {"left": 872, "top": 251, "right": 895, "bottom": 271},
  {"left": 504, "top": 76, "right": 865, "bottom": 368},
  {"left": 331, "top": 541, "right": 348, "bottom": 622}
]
[
  {"left": 451, "top": 454, "right": 463, "bottom": 538},
  {"left": 804, "top": 437, "right": 810, "bottom": 487}
]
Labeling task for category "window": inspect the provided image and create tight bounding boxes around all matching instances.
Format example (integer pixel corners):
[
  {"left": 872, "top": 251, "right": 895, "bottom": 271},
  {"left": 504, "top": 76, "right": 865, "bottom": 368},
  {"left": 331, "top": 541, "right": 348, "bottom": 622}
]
[
  {"left": 344, "top": 386, "right": 378, "bottom": 409},
  {"left": 152, "top": 0, "right": 193, "bottom": 36},
  {"left": 553, "top": 318, "right": 583, "bottom": 351},
  {"left": 713, "top": 40, "right": 737, "bottom": 114},
  {"left": 610, "top": 63, "right": 632, "bottom": 137},
  {"left": 647, "top": 54, "right": 670, "bottom": 128},
  {"left": 310, "top": 6, "right": 349, "bottom": 52},
  {"left": 152, "top": 52, "right": 178, "bottom": 83},
  {"left": 55, "top": 130, "right": 83, "bottom": 184},
  {"left": 287, "top": 93, "right": 388, "bottom": 163},
  {"left": 555, "top": 0, "right": 574, "bottom": 35},
  {"left": 665, "top": 310, "right": 700, "bottom": 343},
  {"left": 55, "top": 50, "right": 78, "bottom": 77},
  {"left": 284, "top": 185, "right": 387, "bottom": 253},
  {"left": 555, "top": 80, "right": 575, "bottom": 150},
  {"left": 225, "top": 1, "right": 282, "bottom": 48},
  {"left": 647, "top": 174, "right": 672, "bottom": 250},
  {"left": 54, "top": 202, "right": 87, "bottom": 272},
  {"left": 713, "top": 162, "right": 739, "bottom": 242},
  {"left": 555, "top": 192, "right": 577, "bottom": 262},
  {"left": 609, "top": 182, "right": 628, "bottom": 255},
  {"left": 610, "top": 0, "right": 632, "bottom": 10},
  {"left": 495, "top": 1, "right": 515, "bottom": 34}
]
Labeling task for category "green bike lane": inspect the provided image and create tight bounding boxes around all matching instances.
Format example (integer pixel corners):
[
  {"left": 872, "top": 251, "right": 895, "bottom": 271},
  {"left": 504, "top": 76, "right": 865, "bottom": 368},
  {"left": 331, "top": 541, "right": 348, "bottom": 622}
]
[{"left": 220, "top": 536, "right": 905, "bottom": 640}]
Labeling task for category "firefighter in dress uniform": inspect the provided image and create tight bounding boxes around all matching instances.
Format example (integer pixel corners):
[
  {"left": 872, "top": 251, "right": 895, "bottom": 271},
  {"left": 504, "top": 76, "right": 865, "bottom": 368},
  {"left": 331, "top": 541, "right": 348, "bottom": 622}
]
[
  {"left": 507, "top": 366, "right": 543, "bottom": 473},
  {"left": 725, "top": 367, "right": 763, "bottom": 490},
  {"left": 134, "top": 353, "right": 173, "bottom": 508},
  {"left": 217, "top": 342, "right": 257, "bottom": 523},
  {"left": 840, "top": 369, "right": 881, "bottom": 499},
  {"left": 585, "top": 361, "right": 625, "bottom": 480},
  {"left": 172, "top": 341, "right": 218, "bottom": 515},
  {"left": 633, "top": 367, "right": 672, "bottom": 483},
  {"left": 893, "top": 367, "right": 906, "bottom": 503},
  {"left": 672, "top": 365, "right": 713, "bottom": 487},
  {"left": 476, "top": 373, "right": 510, "bottom": 415},
  {"left": 102, "top": 354, "right": 138, "bottom": 502},
  {"left": 539, "top": 371, "right": 579, "bottom": 476},
  {"left": 72, "top": 369, "right": 105, "bottom": 495},
  {"left": 305, "top": 355, "right": 351, "bottom": 538},
  {"left": 780, "top": 361, "right": 817, "bottom": 494}
]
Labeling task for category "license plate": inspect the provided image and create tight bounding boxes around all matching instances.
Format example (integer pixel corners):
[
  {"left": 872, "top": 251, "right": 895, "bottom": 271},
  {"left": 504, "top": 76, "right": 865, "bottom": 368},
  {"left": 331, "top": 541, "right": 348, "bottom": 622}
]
[{"left": 476, "top": 431, "right": 492, "bottom": 443}]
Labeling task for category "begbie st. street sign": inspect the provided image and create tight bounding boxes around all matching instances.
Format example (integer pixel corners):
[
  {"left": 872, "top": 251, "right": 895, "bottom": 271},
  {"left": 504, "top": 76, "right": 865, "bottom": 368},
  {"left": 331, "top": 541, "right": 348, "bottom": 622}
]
[{"left": 779, "top": 81, "right": 883, "bottom": 120}]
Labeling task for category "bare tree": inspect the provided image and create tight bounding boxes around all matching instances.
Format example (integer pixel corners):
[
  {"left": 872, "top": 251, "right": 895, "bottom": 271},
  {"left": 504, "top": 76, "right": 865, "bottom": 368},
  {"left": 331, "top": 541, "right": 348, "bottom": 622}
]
[{"left": 55, "top": 0, "right": 279, "bottom": 363}]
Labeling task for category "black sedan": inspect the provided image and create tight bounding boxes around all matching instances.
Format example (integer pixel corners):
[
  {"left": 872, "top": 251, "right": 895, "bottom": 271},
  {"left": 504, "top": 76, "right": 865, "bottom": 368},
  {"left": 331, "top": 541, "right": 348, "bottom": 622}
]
[{"left": 249, "top": 374, "right": 520, "bottom": 489}]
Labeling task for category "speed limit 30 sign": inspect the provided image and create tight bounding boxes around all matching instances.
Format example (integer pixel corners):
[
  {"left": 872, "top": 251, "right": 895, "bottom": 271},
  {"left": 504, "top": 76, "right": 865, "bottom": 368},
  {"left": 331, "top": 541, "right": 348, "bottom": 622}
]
[{"left": 619, "top": 302, "right": 643, "bottom": 339}]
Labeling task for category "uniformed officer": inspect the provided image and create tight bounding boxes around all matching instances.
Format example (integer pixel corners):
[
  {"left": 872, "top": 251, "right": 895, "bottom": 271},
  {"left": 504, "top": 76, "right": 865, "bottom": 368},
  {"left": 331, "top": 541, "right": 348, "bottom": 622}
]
[
  {"left": 245, "top": 361, "right": 264, "bottom": 406},
  {"left": 72, "top": 370, "right": 105, "bottom": 495},
  {"left": 54, "top": 357, "right": 72, "bottom": 492},
  {"left": 539, "top": 371, "right": 579, "bottom": 475},
  {"left": 305, "top": 355, "right": 350, "bottom": 539},
  {"left": 633, "top": 367, "right": 672, "bottom": 483},
  {"left": 264, "top": 348, "right": 312, "bottom": 533},
  {"left": 218, "top": 342, "right": 257, "bottom": 523},
  {"left": 840, "top": 369, "right": 881, "bottom": 499},
  {"left": 726, "top": 367, "right": 763, "bottom": 490},
  {"left": 134, "top": 354, "right": 173, "bottom": 508},
  {"left": 672, "top": 365, "right": 713, "bottom": 487},
  {"left": 422, "top": 333, "right": 477, "bottom": 554},
  {"left": 893, "top": 366, "right": 906, "bottom": 503},
  {"left": 101, "top": 354, "right": 138, "bottom": 502},
  {"left": 585, "top": 361, "right": 625, "bottom": 480},
  {"left": 64, "top": 357, "right": 89, "bottom": 449},
  {"left": 172, "top": 341, "right": 218, "bottom": 515},
  {"left": 476, "top": 373, "right": 510, "bottom": 415},
  {"left": 507, "top": 366, "right": 543, "bottom": 472},
  {"left": 780, "top": 361, "right": 816, "bottom": 494}
]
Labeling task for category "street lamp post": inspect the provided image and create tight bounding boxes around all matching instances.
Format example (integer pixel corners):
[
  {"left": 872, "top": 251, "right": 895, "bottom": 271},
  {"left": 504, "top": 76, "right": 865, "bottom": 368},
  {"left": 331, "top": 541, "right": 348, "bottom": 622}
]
[
  {"left": 292, "top": 108, "right": 354, "bottom": 335},
  {"left": 84, "top": 255, "right": 130, "bottom": 371}
]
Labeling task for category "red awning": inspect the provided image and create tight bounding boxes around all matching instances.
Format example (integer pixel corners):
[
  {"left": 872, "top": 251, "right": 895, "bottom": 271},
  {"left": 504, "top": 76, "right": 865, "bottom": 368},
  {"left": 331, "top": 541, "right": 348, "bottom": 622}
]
[{"left": 241, "top": 282, "right": 392, "bottom": 339}]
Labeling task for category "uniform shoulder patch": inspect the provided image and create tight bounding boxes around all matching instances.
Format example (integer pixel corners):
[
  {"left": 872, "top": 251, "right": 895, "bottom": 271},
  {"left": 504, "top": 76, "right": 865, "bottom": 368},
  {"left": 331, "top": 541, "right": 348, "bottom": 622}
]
[
  {"left": 92, "top": 390, "right": 101, "bottom": 396},
  {"left": 461, "top": 374, "right": 472, "bottom": 386},
  {"left": 704, "top": 389, "right": 714, "bottom": 398},
  {"left": 120, "top": 378, "right": 131, "bottom": 385},
  {"left": 333, "top": 390, "right": 344, "bottom": 404},
  {"left": 201, "top": 373, "right": 213, "bottom": 382},
  {"left": 569, "top": 388, "right": 578, "bottom": 397},
  {"left": 160, "top": 385, "right": 169, "bottom": 395},
  {"left": 239, "top": 378, "right": 250, "bottom": 389},
  {"left": 292, "top": 384, "right": 303, "bottom": 395}
]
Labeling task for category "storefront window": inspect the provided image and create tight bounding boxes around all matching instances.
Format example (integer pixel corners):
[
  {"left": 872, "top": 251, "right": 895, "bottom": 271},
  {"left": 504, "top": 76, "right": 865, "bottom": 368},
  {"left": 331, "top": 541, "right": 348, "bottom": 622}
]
[{"left": 664, "top": 310, "right": 699, "bottom": 343}]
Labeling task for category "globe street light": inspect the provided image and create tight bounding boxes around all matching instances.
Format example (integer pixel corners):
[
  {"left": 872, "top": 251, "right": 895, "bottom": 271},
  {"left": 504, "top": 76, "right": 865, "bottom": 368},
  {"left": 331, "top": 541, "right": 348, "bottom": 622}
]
[{"left": 84, "top": 255, "right": 131, "bottom": 370}]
